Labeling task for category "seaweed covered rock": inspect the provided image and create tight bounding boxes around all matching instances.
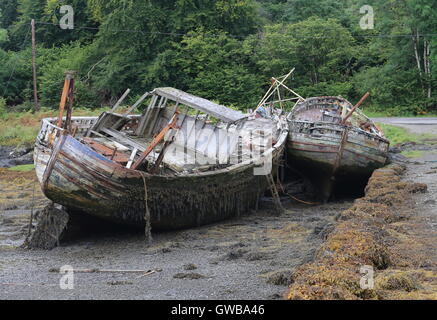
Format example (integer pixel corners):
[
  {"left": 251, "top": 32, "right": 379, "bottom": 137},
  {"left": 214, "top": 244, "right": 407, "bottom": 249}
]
[
  {"left": 287, "top": 164, "right": 429, "bottom": 300},
  {"left": 24, "top": 203, "right": 69, "bottom": 250}
]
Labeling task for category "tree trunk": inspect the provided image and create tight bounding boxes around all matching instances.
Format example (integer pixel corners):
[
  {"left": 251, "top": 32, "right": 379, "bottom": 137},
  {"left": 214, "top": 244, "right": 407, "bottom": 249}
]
[
  {"left": 412, "top": 28, "right": 424, "bottom": 92},
  {"left": 424, "top": 39, "right": 432, "bottom": 99}
]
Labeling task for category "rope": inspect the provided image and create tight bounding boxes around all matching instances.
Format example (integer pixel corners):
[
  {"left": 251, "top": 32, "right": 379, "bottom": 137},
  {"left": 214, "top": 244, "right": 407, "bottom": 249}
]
[
  {"left": 139, "top": 171, "right": 152, "bottom": 244},
  {"left": 24, "top": 177, "right": 37, "bottom": 246},
  {"left": 286, "top": 192, "right": 320, "bottom": 205},
  {"left": 277, "top": 178, "right": 321, "bottom": 205}
]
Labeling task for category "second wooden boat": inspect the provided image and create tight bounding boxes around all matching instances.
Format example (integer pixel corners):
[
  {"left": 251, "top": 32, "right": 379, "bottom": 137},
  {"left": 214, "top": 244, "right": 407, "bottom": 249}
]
[{"left": 254, "top": 69, "right": 390, "bottom": 201}]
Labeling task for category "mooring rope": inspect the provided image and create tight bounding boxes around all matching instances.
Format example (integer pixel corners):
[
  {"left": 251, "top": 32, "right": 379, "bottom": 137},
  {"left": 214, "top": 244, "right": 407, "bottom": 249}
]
[
  {"left": 286, "top": 192, "right": 320, "bottom": 206},
  {"left": 139, "top": 171, "right": 152, "bottom": 244},
  {"left": 25, "top": 177, "right": 37, "bottom": 244},
  {"left": 277, "top": 179, "right": 320, "bottom": 205}
]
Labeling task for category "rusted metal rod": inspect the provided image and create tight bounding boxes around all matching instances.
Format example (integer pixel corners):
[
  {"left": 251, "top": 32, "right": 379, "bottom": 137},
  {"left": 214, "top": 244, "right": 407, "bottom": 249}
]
[
  {"left": 131, "top": 111, "right": 179, "bottom": 170},
  {"left": 57, "top": 72, "right": 75, "bottom": 128},
  {"left": 63, "top": 75, "right": 75, "bottom": 134},
  {"left": 341, "top": 92, "right": 370, "bottom": 124}
]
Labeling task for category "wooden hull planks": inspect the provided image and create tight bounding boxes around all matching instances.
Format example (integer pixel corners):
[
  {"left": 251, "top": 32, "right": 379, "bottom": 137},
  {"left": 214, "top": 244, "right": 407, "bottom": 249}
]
[
  {"left": 34, "top": 118, "right": 288, "bottom": 231},
  {"left": 286, "top": 96, "right": 390, "bottom": 200}
]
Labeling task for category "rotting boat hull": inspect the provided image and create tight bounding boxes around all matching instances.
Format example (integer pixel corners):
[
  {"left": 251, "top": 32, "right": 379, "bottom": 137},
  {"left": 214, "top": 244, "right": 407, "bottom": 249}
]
[
  {"left": 34, "top": 118, "right": 288, "bottom": 231},
  {"left": 287, "top": 121, "right": 390, "bottom": 200}
]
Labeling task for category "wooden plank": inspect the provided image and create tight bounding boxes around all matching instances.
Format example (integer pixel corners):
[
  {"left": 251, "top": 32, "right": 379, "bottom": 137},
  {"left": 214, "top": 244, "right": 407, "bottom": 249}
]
[
  {"left": 110, "top": 88, "right": 131, "bottom": 112},
  {"left": 131, "top": 112, "right": 179, "bottom": 170},
  {"left": 123, "top": 91, "right": 149, "bottom": 115},
  {"left": 147, "top": 97, "right": 167, "bottom": 135},
  {"left": 100, "top": 128, "right": 147, "bottom": 152},
  {"left": 82, "top": 138, "right": 129, "bottom": 163},
  {"left": 153, "top": 87, "right": 245, "bottom": 122},
  {"left": 126, "top": 148, "right": 138, "bottom": 169},
  {"left": 136, "top": 95, "right": 157, "bottom": 136},
  {"left": 57, "top": 75, "right": 72, "bottom": 127},
  {"left": 341, "top": 92, "right": 370, "bottom": 124}
]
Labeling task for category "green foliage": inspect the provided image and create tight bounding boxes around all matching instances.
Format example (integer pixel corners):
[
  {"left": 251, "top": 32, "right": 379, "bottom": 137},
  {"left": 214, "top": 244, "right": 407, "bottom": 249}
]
[
  {"left": 0, "top": 1, "right": 18, "bottom": 29},
  {"left": 0, "top": 97, "right": 6, "bottom": 116},
  {"left": 0, "top": 120, "right": 40, "bottom": 146},
  {"left": 146, "top": 30, "right": 263, "bottom": 109},
  {"left": 0, "top": 0, "right": 436, "bottom": 117},
  {"left": 376, "top": 123, "right": 433, "bottom": 145},
  {"left": 7, "top": 164, "right": 35, "bottom": 171},
  {"left": 249, "top": 17, "right": 357, "bottom": 97},
  {"left": 0, "top": 47, "right": 32, "bottom": 105},
  {"left": 37, "top": 43, "right": 101, "bottom": 108}
]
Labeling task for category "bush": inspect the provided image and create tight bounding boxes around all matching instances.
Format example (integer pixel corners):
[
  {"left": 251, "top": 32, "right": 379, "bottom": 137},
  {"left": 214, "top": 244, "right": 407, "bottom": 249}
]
[{"left": 38, "top": 43, "right": 102, "bottom": 109}]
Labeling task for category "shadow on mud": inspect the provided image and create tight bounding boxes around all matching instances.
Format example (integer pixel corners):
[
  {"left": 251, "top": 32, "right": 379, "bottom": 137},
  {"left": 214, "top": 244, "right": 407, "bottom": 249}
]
[{"left": 26, "top": 167, "right": 369, "bottom": 249}]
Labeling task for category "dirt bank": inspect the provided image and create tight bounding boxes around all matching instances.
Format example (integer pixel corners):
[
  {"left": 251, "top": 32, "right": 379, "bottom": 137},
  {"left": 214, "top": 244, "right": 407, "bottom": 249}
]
[{"left": 287, "top": 143, "right": 437, "bottom": 299}]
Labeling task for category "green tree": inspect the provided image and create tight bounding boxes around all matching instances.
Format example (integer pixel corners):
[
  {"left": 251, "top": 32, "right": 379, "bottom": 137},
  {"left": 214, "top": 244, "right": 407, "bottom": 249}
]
[
  {"left": 0, "top": 10, "right": 10, "bottom": 44},
  {"left": 145, "top": 30, "right": 263, "bottom": 109},
  {"left": 249, "top": 17, "right": 358, "bottom": 98},
  {"left": 86, "top": 0, "right": 259, "bottom": 100},
  {"left": 0, "top": 0, "right": 18, "bottom": 29}
]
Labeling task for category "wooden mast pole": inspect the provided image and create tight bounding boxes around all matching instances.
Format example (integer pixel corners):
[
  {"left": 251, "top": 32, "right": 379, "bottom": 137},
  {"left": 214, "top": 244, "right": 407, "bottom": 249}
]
[{"left": 31, "top": 19, "right": 39, "bottom": 111}]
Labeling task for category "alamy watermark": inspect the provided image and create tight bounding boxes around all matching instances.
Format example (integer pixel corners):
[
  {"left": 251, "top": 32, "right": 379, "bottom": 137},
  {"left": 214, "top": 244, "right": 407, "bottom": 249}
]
[
  {"left": 360, "top": 265, "right": 374, "bottom": 289},
  {"left": 60, "top": 5, "right": 74, "bottom": 30},
  {"left": 59, "top": 265, "right": 74, "bottom": 290},
  {"left": 360, "top": 5, "right": 374, "bottom": 30}
]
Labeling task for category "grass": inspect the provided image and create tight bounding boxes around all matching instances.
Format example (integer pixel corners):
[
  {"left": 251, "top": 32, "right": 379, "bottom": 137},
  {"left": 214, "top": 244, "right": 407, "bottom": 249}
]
[
  {"left": 364, "top": 107, "right": 437, "bottom": 118},
  {"left": 401, "top": 150, "right": 424, "bottom": 158},
  {"left": 378, "top": 123, "right": 437, "bottom": 146},
  {"left": 0, "top": 107, "right": 109, "bottom": 147},
  {"left": 7, "top": 164, "right": 35, "bottom": 172},
  {"left": 378, "top": 123, "right": 421, "bottom": 145}
]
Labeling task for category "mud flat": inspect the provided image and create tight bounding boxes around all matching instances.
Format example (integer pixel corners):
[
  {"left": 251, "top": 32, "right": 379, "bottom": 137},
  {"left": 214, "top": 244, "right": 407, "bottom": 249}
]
[
  {"left": 0, "top": 165, "right": 350, "bottom": 300},
  {"left": 1, "top": 135, "right": 436, "bottom": 300}
]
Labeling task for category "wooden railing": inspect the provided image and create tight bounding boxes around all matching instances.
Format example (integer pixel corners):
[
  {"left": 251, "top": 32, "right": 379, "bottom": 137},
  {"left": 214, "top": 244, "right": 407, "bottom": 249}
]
[{"left": 37, "top": 117, "right": 98, "bottom": 146}]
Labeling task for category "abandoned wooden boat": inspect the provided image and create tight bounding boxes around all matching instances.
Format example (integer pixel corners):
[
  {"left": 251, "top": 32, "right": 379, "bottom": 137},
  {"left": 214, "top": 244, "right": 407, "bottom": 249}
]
[
  {"left": 34, "top": 85, "right": 288, "bottom": 231},
  {"left": 255, "top": 69, "right": 390, "bottom": 201},
  {"left": 287, "top": 96, "right": 390, "bottom": 200}
]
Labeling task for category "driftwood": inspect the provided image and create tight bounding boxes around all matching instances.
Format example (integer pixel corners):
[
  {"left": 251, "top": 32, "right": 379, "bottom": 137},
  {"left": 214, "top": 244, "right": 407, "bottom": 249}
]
[{"left": 48, "top": 268, "right": 162, "bottom": 274}]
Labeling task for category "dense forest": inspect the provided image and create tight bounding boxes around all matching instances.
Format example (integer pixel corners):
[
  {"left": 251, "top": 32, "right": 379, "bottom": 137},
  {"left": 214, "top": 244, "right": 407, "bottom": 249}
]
[{"left": 0, "top": 0, "right": 436, "bottom": 115}]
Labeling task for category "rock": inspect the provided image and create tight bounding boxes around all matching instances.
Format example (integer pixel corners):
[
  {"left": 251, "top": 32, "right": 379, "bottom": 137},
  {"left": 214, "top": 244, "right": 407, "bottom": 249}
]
[
  {"left": 245, "top": 251, "right": 272, "bottom": 261},
  {"left": 311, "top": 222, "right": 335, "bottom": 240},
  {"left": 183, "top": 263, "right": 198, "bottom": 271},
  {"left": 0, "top": 145, "right": 34, "bottom": 168},
  {"left": 173, "top": 273, "right": 206, "bottom": 280},
  {"left": 0, "top": 146, "right": 14, "bottom": 159},
  {"left": 23, "top": 203, "right": 70, "bottom": 250},
  {"left": 264, "top": 269, "right": 294, "bottom": 286},
  {"left": 10, "top": 146, "right": 32, "bottom": 158},
  {"left": 223, "top": 248, "right": 247, "bottom": 260},
  {"left": 387, "top": 153, "right": 409, "bottom": 165},
  {"left": 389, "top": 146, "right": 402, "bottom": 154}
]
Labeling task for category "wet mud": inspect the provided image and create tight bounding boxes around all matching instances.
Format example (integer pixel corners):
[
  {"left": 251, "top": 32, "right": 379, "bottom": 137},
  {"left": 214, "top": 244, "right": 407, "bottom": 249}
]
[
  {"left": 0, "top": 162, "right": 353, "bottom": 299},
  {"left": 1, "top": 135, "right": 436, "bottom": 300}
]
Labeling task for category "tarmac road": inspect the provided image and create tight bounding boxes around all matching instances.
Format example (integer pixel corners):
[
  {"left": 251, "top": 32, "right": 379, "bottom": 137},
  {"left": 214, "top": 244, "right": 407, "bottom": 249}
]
[{"left": 372, "top": 117, "right": 437, "bottom": 135}]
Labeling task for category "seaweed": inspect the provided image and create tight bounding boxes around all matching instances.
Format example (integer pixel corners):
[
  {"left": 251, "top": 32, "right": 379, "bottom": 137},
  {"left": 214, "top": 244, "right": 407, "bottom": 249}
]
[{"left": 287, "top": 163, "right": 433, "bottom": 300}]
